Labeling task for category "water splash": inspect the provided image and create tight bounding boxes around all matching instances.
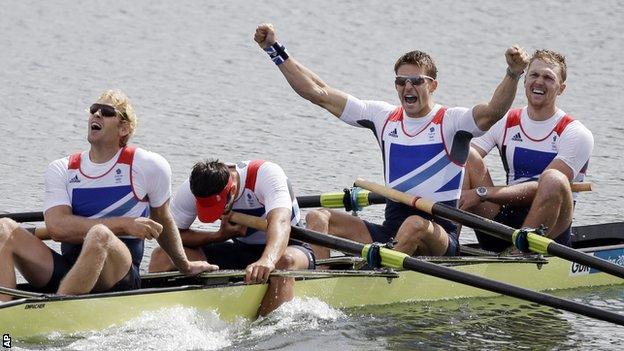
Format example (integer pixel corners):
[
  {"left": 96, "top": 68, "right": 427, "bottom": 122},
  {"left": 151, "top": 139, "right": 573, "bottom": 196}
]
[
  {"left": 223, "top": 297, "right": 346, "bottom": 349},
  {"left": 251, "top": 297, "right": 345, "bottom": 337},
  {"left": 41, "top": 306, "right": 246, "bottom": 351}
]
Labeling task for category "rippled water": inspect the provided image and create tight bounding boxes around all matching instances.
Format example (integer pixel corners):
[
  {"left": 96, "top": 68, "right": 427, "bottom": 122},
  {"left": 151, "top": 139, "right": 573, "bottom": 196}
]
[{"left": 2, "top": 0, "right": 624, "bottom": 349}]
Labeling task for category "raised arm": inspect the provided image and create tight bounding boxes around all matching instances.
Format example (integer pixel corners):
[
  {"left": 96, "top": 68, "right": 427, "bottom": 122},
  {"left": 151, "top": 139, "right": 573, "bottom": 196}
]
[
  {"left": 472, "top": 45, "right": 530, "bottom": 131},
  {"left": 255, "top": 23, "right": 349, "bottom": 118}
]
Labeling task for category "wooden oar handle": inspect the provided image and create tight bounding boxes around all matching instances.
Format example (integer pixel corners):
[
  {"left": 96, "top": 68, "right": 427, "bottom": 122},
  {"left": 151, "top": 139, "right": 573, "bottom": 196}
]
[
  {"left": 33, "top": 227, "right": 50, "bottom": 240},
  {"left": 354, "top": 178, "right": 435, "bottom": 214},
  {"left": 570, "top": 182, "right": 592, "bottom": 192},
  {"left": 229, "top": 212, "right": 268, "bottom": 231}
]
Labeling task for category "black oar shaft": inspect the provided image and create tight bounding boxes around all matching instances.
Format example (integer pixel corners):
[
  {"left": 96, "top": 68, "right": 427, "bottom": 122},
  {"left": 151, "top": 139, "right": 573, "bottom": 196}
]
[
  {"left": 354, "top": 178, "right": 624, "bottom": 281},
  {"left": 0, "top": 189, "right": 386, "bottom": 224},
  {"left": 548, "top": 242, "right": 624, "bottom": 279},
  {"left": 230, "top": 212, "right": 624, "bottom": 327},
  {"left": 0, "top": 212, "right": 43, "bottom": 222},
  {"left": 401, "top": 256, "right": 624, "bottom": 326},
  {"left": 431, "top": 202, "right": 514, "bottom": 242},
  {"left": 431, "top": 202, "right": 624, "bottom": 279}
]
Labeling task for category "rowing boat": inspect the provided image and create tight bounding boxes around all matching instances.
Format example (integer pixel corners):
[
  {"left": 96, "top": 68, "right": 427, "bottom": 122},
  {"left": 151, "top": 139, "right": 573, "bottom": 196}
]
[{"left": 1, "top": 221, "right": 623, "bottom": 340}]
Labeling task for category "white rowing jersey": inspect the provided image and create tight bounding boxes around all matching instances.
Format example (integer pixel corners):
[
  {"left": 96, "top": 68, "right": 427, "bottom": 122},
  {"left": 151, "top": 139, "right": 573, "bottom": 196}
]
[
  {"left": 472, "top": 107, "right": 594, "bottom": 186},
  {"left": 172, "top": 160, "right": 301, "bottom": 245},
  {"left": 43, "top": 146, "right": 172, "bottom": 265},
  {"left": 340, "top": 96, "right": 484, "bottom": 205}
]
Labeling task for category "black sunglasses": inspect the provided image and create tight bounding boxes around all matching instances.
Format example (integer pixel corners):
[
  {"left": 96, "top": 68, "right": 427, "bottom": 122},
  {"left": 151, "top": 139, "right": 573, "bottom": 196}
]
[
  {"left": 89, "top": 103, "right": 122, "bottom": 118},
  {"left": 394, "top": 75, "right": 434, "bottom": 87}
]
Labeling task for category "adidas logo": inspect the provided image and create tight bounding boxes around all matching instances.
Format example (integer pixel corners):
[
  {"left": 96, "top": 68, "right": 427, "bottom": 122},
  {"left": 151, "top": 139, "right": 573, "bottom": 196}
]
[
  {"left": 511, "top": 132, "right": 523, "bottom": 142},
  {"left": 388, "top": 128, "right": 398, "bottom": 138},
  {"left": 69, "top": 175, "right": 80, "bottom": 183}
]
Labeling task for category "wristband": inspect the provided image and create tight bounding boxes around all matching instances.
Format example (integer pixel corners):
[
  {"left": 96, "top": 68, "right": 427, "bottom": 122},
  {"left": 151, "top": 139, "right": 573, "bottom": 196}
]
[
  {"left": 264, "top": 42, "right": 289, "bottom": 65},
  {"left": 506, "top": 67, "right": 523, "bottom": 80}
]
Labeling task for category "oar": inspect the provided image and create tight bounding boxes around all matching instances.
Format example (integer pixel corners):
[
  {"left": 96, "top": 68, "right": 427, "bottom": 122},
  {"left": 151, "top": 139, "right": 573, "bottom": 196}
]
[
  {"left": 353, "top": 178, "right": 624, "bottom": 280},
  {"left": 0, "top": 286, "right": 50, "bottom": 299},
  {"left": 0, "top": 212, "right": 43, "bottom": 222},
  {"left": 230, "top": 211, "right": 624, "bottom": 326},
  {"left": 0, "top": 191, "right": 383, "bottom": 224},
  {"left": 297, "top": 188, "right": 385, "bottom": 209},
  {"left": 0, "top": 183, "right": 591, "bottom": 223}
]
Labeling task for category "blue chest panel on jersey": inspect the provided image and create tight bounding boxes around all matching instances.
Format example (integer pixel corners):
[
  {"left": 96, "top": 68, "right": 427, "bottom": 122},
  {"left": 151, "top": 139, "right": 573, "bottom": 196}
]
[
  {"left": 72, "top": 185, "right": 143, "bottom": 218},
  {"left": 436, "top": 172, "right": 463, "bottom": 192},
  {"left": 388, "top": 142, "right": 445, "bottom": 183},
  {"left": 513, "top": 147, "right": 557, "bottom": 181}
]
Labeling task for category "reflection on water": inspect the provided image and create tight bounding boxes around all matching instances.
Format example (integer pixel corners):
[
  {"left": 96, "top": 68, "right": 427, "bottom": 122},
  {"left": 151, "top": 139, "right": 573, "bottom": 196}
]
[{"left": 347, "top": 285, "right": 624, "bottom": 351}]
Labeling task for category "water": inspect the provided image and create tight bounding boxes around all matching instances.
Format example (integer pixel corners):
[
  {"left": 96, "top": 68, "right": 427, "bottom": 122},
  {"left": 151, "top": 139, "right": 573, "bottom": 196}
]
[{"left": 1, "top": 0, "right": 624, "bottom": 349}]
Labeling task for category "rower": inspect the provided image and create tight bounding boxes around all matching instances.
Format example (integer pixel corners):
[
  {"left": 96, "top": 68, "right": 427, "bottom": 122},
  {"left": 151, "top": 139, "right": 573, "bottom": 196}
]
[
  {"left": 0, "top": 90, "right": 216, "bottom": 302},
  {"left": 254, "top": 23, "right": 529, "bottom": 259},
  {"left": 461, "top": 50, "right": 594, "bottom": 252},
  {"left": 149, "top": 159, "right": 315, "bottom": 316}
]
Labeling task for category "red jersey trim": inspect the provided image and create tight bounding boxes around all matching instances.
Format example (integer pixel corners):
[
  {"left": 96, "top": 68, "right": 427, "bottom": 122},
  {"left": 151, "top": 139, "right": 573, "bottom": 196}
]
[
  {"left": 501, "top": 109, "right": 522, "bottom": 145},
  {"left": 244, "top": 160, "right": 266, "bottom": 192}
]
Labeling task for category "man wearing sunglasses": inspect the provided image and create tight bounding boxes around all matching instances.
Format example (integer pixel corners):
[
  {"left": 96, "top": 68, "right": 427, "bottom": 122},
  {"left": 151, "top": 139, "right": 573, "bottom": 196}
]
[
  {"left": 148, "top": 159, "right": 314, "bottom": 316},
  {"left": 254, "top": 23, "right": 529, "bottom": 259},
  {"left": 0, "top": 90, "right": 216, "bottom": 302},
  {"left": 460, "top": 50, "right": 593, "bottom": 252}
]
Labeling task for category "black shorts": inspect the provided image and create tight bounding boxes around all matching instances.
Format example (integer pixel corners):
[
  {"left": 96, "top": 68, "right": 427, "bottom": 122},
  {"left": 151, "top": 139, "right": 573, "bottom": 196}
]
[
  {"left": 37, "top": 248, "right": 141, "bottom": 293},
  {"left": 363, "top": 218, "right": 460, "bottom": 256},
  {"left": 475, "top": 205, "right": 572, "bottom": 253},
  {"left": 201, "top": 239, "right": 316, "bottom": 269}
]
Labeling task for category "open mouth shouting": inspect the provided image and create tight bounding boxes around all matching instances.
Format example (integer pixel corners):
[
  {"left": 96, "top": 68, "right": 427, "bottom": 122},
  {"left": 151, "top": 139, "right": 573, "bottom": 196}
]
[
  {"left": 404, "top": 94, "right": 418, "bottom": 104},
  {"left": 90, "top": 122, "right": 103, "bottom": 131}
]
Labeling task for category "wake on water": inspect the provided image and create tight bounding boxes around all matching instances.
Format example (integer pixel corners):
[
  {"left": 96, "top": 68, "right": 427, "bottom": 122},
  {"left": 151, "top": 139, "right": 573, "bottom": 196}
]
[{"left": 16, "top": 297, "right": 345, "bottom": 351}]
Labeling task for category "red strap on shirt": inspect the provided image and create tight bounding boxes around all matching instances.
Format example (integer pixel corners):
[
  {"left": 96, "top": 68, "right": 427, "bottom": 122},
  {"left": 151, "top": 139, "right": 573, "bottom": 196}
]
[{"left": 244, "top": 160, "right": 266, "bottom": 192}]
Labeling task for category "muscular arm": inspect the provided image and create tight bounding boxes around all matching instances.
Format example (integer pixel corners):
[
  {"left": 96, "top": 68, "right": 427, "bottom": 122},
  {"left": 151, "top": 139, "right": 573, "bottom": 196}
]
[
  {"left": 44, "top": 205, "right": 159, "bottom": 243},
  {"left": 478, "top": 159, "right": 573, "bottom": 207},
  {"left": 472, "top": 45, "right": 529, "bottom": 131},
  {"left": 259, "top": 207, "right": 291, "bottom": 265},
  {"left": 150, "top": 200, "right": 191, "bottom": 273},
  {"left": 179, "top": 228, "right": 229, "bottom": 248},
  {"left": 255, "top": 23, "right": 349, "bottom": 118},
  {"left": 243, "top": 207, "right": 292, "bottom": 283}
]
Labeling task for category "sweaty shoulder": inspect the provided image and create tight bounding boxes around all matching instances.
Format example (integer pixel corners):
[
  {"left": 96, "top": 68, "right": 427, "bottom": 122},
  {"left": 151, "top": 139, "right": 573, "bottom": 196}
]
[{"left": 339, "top": 94, "right": 396, "bottom": 128}]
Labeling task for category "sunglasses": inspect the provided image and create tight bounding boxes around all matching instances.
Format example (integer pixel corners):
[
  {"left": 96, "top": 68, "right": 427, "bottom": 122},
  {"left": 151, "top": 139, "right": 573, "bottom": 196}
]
[
  {"left": 89, "top": 103, "right": 123, "bottom": 118},
  {"left": 394, "top": 75, "right": 434, "bottom": 87}
]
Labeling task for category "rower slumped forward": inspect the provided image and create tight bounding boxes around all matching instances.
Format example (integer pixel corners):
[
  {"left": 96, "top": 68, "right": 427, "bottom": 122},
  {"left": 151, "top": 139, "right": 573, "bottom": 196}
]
[
  {"left": 0, "top": 90, "right": 216, "bottom": 302},
  {"left": 254, "top": 23, "right": 529, "bottom": 259},
  {"left": 461, "top": 50, "right": 594, "bottom": 252},
  {"left": 149, "top": 159, "right": 315, "bottom": 316}
]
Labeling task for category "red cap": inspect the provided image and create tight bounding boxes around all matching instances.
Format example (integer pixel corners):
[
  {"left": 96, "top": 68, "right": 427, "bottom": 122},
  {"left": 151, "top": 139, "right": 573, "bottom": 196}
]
[{"left": 195, "top": 177, "right": 233, "bottom": 223}]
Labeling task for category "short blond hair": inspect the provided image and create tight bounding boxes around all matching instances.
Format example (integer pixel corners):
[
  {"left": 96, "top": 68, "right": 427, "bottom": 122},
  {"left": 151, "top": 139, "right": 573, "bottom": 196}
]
[
  {"left": 97, "top": 89, "right": 137, "bottom": 146},
  {"left": 529, "top": 49, "right": 567, "bottom": 83}
]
